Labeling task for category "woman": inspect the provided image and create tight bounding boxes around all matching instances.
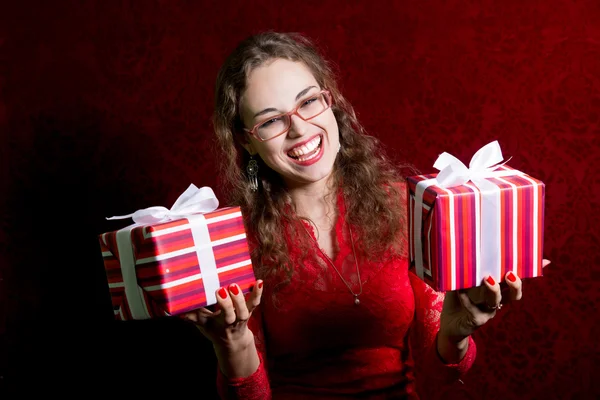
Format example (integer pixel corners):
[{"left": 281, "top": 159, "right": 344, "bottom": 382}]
[{"left": 183, "top": 31, "right": 545, "bottom": 399}]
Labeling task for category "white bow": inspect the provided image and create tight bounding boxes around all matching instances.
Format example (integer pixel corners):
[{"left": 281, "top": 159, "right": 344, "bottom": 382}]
[
  {"left": 411, "top": 140, "right": 528, "bottom": 289},
  {"left": 107, "top": 184, "right": 219, "bottom": 225},
  {"left": 433, "top": 140, "right": 510, "bottom": 188}
]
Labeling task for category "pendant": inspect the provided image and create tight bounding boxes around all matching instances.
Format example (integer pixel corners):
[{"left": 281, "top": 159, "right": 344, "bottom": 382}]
[{"left": 354, "top": 296, "right": 360, "bottom": 306}]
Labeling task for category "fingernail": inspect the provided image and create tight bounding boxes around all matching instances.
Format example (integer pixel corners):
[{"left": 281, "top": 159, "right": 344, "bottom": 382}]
[
  {"left": 218, "top": 287, "right": 227, "bottom": 299},
  {"left": 258, "top": 281, "right": 263, "bottom": 289},
  {"left": 486, "top": 276, "right": 496, "bottom": 286},
  {"left": 506, "top": 272, "right": 516, "bottom": 282},
  {"left": 229, "top": 284, "right": 240, "bottom": 295}
]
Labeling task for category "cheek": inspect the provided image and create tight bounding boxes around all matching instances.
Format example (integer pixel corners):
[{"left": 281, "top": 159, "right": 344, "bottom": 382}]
[
  {"left": 324, "top": 111, "right": 339, "bottom": 135},
  {"left": 310, "top": 113, "right": 339, "bottom": 140},
  {"left": 256, "top": 142, "right": 285, "bottom": 164}
]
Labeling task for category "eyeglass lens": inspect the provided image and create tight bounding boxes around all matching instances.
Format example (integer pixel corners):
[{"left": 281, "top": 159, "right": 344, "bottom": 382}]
[{"left": 257, "top": 92, "right": 330, "bottom": 140}]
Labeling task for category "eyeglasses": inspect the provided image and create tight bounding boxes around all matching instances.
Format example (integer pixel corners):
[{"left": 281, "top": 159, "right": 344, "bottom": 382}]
[{"left": 244, "top": 90, "right": 333, "bottom": 142}]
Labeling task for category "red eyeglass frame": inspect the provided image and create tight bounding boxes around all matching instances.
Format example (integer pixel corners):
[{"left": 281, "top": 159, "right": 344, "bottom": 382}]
[{"left": 243, "top": 90, "right": 333, "bottom": 142}]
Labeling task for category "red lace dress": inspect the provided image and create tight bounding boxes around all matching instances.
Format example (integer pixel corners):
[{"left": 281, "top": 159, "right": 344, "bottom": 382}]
[{"left": 216, "top": 193, "right": 476, "bottom": 399}]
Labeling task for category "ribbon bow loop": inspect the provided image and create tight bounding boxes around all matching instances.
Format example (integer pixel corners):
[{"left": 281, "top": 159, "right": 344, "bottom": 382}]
[
  {"left": 107, "top": 184, "right": 219, "bottom": 225},
  {"left": 433, "top": 140, "right": 506, "bottom": 188}
]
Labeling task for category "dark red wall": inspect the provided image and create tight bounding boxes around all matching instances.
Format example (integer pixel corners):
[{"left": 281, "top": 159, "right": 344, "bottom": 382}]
[{"left": 1, "top": 1, "right": 598, "bottom": 398}]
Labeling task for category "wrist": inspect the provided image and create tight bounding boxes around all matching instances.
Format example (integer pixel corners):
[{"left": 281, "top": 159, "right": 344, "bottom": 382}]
[
  {"left": 213, "top": 330, "right": 256, "bottom": 355},
  {"left": 213, "top": 333, "right": 260, "bottom": 379},
  {"left": 437, "top": 325, "right": 470, "bottom": 347},
  {"left": 436, "top": 331, "right": 469, "bottom": 364},
  {"left": 438, "top": 330, "right": 469, "bottom": 347}
]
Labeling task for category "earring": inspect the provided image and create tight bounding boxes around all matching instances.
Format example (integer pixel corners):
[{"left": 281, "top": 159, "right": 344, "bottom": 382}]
[
  {"left": 338, "top": 143, "right": 342, "bottom": 153},
  {"left": 247, "top": 156, "right": 259, "bottom": 192}
]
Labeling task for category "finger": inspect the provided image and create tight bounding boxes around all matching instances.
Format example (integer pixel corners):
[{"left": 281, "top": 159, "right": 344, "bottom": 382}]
[
  {"left": 215, "top": 286, "right": 237, "bottom": 325},
  {"left": 542, "top": 259, "right": 551, "bottom": 268},
  {"left": 228, "top": 283, "right": 250, "bottom": 321},
  {"left": 246, "top": 280, "right": 264, "bottom": 313},
  {"left": 499, "top": 284, "right": 511, "bottom": 304},
  {"left": 465, "top": 283, "right": 487, "bottom": 306},
  {"left": 195, "top": 307, "right": 223, "bottom": 322},
  {"left": 180, "top": 312, "right": 198, "bottom": 323},
  {"left": 196, "top": 307, "right": 218, "bottom": 317},
  {"left": 180, "top": 307, "right": 217, "bottom": 323},
  {"left": 205, "top": 303, "right": 220, "bottom": 313},
  {"left": 504, "top": 271, "right": 523, "bottom": 301},
  {"left": 457, "top": 291, "right": 484, "bottom": 316},
  {"left": 482, "top": 275, "right": 502, "bottom": 309}
]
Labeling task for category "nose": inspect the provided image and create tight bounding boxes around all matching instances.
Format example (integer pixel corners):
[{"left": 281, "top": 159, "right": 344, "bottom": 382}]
[{"left": 287, "top": 114, "right": 311, "bottom": 138}]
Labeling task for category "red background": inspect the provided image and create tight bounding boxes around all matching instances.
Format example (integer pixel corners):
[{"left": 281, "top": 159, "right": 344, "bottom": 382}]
[{"left": 1, "top": 1, "right": 598, "bottom": 398}]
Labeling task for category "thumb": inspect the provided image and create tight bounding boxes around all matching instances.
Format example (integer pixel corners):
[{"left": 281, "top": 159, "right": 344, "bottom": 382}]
[{"left": 466, "top": 282, "right": 488, "bottom": 306}]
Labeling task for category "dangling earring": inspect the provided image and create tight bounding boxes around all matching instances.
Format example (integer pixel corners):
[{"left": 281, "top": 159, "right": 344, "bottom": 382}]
[
  {"left": 247, "top": 156, "right": 259, "bottom": 192},
  {"left": 338, "top": 143, "right": 342, "bottom": 154}
]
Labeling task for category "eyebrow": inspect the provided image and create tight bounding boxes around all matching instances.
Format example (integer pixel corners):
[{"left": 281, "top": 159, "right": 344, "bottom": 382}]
[{"left": 252, "top": 86, "right": 318, "bottom": 119}]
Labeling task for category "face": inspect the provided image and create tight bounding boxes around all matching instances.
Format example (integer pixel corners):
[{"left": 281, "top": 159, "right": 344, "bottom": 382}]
[{"left": 239, "top": 59, "right": 340, "bottom": 190}]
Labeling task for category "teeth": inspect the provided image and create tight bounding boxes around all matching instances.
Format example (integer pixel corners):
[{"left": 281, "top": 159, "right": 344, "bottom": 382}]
[
  {"left": 298, "top": 148, "right": 321, "bottom": 162},
  {"left": 288, "top": 136, "right": 321, "bottom": 158}
]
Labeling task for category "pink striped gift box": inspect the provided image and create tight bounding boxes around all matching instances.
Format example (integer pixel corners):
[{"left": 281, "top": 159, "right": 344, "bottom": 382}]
[
  {"left": 407, "top": 165, "right": 545, "bottom": 292},
  {"left": 98, "top": 206, "right": 256, "bottom": 320}
]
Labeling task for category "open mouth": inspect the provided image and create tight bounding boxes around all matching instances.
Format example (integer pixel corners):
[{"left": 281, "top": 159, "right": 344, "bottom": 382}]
[{"left": 287, "top": 135, "right": 322, "bottom": 162}]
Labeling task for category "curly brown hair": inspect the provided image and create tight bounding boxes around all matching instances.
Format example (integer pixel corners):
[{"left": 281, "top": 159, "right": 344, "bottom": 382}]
[{"left": 212, "top": 31, "right": 410, "bottom": 284}]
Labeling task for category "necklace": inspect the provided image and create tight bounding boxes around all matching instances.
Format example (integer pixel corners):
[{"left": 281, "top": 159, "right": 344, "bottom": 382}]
[{"left": 300, "top": 220, "right": 363, "bottom": 305}]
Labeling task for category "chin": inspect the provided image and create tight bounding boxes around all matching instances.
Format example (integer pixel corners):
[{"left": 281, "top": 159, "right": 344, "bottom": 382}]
[{"left": 290, "top": 161, "right": 337, "bottom": 187}]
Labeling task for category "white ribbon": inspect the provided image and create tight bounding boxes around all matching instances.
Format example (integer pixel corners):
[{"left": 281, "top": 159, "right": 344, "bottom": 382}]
[
  {"left": 106, "top": 184, "right": 220, "bottom": 319},
  {"left": 413, "top": 141, "right": 523, "bottom": 289},
  {"left": 107, "top": 184, "right": 219, "bottom": 224}
]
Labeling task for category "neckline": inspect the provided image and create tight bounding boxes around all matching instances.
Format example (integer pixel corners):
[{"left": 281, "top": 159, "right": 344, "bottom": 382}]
[
  {"left": 300, "top": 218, "right": 341, "bottom": 263},
  {"left": 298, "top": 188, "right": 349, "bottom": 266}
]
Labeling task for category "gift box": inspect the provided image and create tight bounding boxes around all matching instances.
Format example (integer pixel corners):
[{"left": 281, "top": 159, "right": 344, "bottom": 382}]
[
  {"left": 407, "top": 141, "right": 545, "bottom": 292},
  {"left": 98, "top": 184, "right": 256, "bottom": 320}
]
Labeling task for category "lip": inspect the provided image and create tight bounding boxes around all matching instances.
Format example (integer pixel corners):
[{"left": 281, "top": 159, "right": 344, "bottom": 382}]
[
  {"left": 288, "top": 134, "right": 324, "bottom": 167},
  {"left": 286, "top": 134, "right": 322, "bottom": 153}
]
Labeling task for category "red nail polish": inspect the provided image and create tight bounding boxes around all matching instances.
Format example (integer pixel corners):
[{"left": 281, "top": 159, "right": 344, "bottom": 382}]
[
  {"left": 507, "top": 272, "right": 516, "bottom": 282},
  {"left": 218, "top": 287, "right": 227, "bottom": 299},
  {"left": 258, "top": 281, "right": 263, "bottom": 289},
  {"left": 229, "top": 284, "right": 239, "bottom": 295},
  {"left": 486, "top": 276, "right": 496, "bottom": 286}
]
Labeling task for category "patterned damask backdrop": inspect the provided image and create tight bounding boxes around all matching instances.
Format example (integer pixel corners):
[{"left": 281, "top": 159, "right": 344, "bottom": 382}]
[{"left": 1, "top": 0, "right": 598, "bottom": 398}]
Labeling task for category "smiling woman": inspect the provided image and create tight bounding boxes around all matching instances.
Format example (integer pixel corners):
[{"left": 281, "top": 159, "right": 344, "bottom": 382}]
[
  {"left": 179, "top": 31, "right": 538, "bottom": 400},
  {"left": 240, "top": 62, "right": 340, "bottom": 188},
  {"left": 212, "top": 32, "right": 407, "bottom": 284}
]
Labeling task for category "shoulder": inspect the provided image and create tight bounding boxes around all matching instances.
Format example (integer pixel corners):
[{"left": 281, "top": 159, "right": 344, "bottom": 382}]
[
  {"left": 382, "top": 180, "right": 407, "bottom": 194},
  {"left": 384, "top": 180, "right": 408, "bottom": 208},
  {"left": 390, "top": 180, "right": 408, "bottom": 192}
]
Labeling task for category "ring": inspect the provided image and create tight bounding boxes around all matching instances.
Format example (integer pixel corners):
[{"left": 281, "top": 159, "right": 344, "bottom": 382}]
[{"left": 477, "top": 302, "right": 502, "bottom": 312}]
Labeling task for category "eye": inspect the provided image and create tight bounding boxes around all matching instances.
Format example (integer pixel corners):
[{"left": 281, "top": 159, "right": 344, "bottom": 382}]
[
  {"left": 301, "top": 96, "right": 318, "bottom": 107},
  {"left": 259, "top": 117, "right": 281, "bottom": 129}
]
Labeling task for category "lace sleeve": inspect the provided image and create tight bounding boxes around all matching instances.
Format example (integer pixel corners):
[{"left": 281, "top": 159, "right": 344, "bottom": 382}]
[
  {"left": 216, "top": 307, "right": 272, "bottom": 400},
  {"left": 407, "top": 271, "right": 477, "bottom": 398}
]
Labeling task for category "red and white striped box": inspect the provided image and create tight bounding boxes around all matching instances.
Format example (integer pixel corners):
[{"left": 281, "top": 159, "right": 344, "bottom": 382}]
[
  {"left": 407, "top": 165, "right": 545, "bottom": 292},
  {"left": 98, "top": 206, "right": 255, "bottom": 320}
]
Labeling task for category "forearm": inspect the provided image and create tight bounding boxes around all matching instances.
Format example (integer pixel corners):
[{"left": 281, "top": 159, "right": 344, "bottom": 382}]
[
  {"left": 436, "top": 332, "right": 469, "bottom": 364},
  {"left": 214, "top": 335, "right": 261, "bottom": 379}
]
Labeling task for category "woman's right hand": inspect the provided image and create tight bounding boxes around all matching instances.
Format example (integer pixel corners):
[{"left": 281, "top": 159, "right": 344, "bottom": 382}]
[{"left": 182, "top": 280, "right": 264, "bottom": 354}]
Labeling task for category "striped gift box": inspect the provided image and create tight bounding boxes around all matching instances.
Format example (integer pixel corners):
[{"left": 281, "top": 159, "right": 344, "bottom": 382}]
[
  {"left": 407, "top": 165, "right": 545, "bottom": 292},
  {"left": 98, "top": 206, "right": 255, "bottom": 320}
]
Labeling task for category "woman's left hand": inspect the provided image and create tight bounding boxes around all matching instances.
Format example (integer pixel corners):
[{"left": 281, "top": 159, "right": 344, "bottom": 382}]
[{"left": 437, "top": 259, "right": 551, "bottom": 361}]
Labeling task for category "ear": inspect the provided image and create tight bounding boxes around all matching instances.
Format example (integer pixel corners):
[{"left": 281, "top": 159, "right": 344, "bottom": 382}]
[{"left": 240, "top": 134, "right": 258, "bottom": 156}]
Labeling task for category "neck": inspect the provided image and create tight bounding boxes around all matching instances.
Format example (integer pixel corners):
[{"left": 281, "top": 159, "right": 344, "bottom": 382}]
[{"left": 286, "top": 176, "right": 337, "bottom": 223}]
